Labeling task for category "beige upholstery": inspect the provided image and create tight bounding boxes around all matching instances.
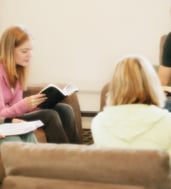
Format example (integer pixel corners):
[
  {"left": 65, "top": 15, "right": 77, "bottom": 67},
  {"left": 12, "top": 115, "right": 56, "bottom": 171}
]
[
  {"left": 23, "top": 84, "right": 83, "bottom": 143},
  {"left": 0, "top": 142, "right": 170, "bottom": 189},
  {"left": 2, "top": 177, "right": 144, "bottom": 189}
]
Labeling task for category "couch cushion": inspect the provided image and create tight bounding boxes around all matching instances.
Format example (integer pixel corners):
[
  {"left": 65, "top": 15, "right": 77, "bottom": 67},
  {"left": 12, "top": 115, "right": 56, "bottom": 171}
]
[
  {"left": 0, "top": 142, "right": 169, "bottom": 187},
  {"left": 2, "top": 176, "right": 145, "bottom": 189}
]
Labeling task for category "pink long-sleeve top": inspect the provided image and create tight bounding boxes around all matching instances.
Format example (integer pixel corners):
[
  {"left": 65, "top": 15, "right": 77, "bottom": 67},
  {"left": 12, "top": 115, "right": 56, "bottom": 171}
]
[{"left": 0, "top": 63, "right": 32, "bottom": 117}]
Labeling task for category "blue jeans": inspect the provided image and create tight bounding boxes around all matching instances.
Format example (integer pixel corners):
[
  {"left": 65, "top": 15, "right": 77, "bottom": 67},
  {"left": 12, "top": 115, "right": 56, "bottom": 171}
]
[{"left": 0, "top": 132, "right": 37, "bottom": 144}]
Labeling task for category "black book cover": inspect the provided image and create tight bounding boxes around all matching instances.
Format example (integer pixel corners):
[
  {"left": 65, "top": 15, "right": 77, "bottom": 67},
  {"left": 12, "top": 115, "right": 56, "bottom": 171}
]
[{"left": 38, "top": 86, "right": 66, "bottom": 109}]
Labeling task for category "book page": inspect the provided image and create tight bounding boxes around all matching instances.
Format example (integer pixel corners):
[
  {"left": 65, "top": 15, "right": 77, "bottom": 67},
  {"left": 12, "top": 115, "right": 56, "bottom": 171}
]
[
  {"left": 62, "top": 84, "right": 79, "bottom": 96},
  {"left": 0, "top": 120, "right": 44, "bottom": 136}
]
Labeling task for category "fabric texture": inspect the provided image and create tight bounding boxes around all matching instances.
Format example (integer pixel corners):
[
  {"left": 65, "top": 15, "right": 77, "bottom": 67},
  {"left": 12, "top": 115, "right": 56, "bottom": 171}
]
[
  {"left": 0, "top": 63, "right": 31, "bottom": 117},
  {"left": 91, "top": 104, "right": 171, "bottom": 163},
  {"left": 0, "top": 142, "right": 169, "bottom": 188},
  {"left": 2, "top": 176, "right": 144, "bottom": 189}
]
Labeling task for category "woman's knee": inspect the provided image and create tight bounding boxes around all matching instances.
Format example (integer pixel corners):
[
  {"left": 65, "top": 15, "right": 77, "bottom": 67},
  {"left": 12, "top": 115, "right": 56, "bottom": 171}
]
[
  {"left": 41, "top": 109, "right": 58, "bottom": 118},
  {"left": 55, "top": 103, "right": 74, "bottom": 114}
]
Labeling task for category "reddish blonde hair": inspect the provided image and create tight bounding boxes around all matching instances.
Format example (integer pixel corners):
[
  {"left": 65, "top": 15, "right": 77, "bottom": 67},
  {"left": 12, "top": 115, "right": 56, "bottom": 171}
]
[{"left": 0, "top": 26, "right": 30, "bottom": 89}]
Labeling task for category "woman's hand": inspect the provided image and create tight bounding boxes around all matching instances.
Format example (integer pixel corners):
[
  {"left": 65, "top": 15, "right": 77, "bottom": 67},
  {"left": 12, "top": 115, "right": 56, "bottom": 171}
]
[
  {"left": 12, "top": 118, "right": 25, "bottom": 123},
  {"left": 0, "top": 134, "right": 5, "bottom": 139},
  {"left": 24, "top": 94, "right": 47, "bottom": 109}
]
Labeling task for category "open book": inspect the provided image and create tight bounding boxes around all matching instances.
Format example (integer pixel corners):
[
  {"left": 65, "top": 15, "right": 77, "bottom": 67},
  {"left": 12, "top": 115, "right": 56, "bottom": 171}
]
[
  {"left": 0, "top": 120, "right": 44, "bottom": 136},
  {"left": 38, "top": 84, "right": 79, "bottom": 108}
]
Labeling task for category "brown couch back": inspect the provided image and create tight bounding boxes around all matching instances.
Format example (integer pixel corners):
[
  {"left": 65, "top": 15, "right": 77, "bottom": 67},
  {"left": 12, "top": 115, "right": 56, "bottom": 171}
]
[{"left": 0, "top": 142, "right": 170, "bottom": 189}]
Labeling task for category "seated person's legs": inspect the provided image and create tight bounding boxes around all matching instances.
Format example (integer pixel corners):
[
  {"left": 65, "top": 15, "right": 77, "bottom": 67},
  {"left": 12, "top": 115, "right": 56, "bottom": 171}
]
[
  {"left": 18, "top": 109, "right": 69, "bottom": 143},
  {"left": 20, "top": 132, "right": 37, "bottom": 143},
  {"left": 54, "top": 103, "right": 81, "bottom": 144}
]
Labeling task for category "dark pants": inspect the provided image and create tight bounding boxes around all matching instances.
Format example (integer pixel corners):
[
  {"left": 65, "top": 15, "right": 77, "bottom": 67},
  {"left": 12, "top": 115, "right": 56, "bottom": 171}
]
[{"left": 18, "top": 103, "right": 80, "bottom": 144}]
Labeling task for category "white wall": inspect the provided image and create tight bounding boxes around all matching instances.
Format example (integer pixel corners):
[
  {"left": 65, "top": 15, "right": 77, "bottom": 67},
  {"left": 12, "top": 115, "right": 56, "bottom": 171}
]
[{"left": 0, "top": 0, "right": 171, "bottom": 111}]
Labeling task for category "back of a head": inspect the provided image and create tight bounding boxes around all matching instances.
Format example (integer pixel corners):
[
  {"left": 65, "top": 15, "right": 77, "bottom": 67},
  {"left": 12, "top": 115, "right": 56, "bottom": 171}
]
[{"left": 108, "top": 55, "right": 166, "bottom": 107}]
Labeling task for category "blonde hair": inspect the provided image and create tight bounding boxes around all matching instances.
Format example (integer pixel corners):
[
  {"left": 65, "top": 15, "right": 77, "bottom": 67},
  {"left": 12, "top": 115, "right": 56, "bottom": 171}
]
[
  {"left": 0, "top": 26, "right": 31, "bottom": 89},
  {"left": 108, "top": 55, "right": 166, "bottom": 107}
]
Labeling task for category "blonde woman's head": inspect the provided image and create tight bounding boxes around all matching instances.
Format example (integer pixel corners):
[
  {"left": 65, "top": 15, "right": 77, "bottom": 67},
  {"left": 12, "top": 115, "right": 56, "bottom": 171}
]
[{"left": 108, "top": 55, "right": 166, "bottom": 107}]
